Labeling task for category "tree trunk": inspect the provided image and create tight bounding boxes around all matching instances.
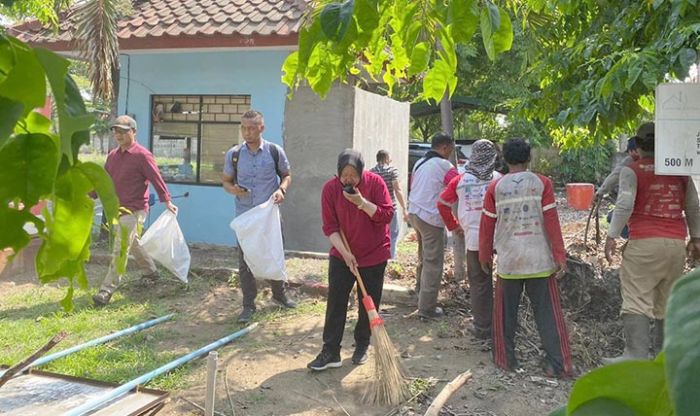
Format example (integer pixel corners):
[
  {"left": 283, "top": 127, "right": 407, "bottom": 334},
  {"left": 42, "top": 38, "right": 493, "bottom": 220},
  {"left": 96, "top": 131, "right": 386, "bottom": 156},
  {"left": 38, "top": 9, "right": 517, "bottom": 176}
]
[
  {"left": 108, "top": 65, "right": 120, "bottom": 150},
  {"left": 440, "top": 91, "right": 466, "bottom": 282}
]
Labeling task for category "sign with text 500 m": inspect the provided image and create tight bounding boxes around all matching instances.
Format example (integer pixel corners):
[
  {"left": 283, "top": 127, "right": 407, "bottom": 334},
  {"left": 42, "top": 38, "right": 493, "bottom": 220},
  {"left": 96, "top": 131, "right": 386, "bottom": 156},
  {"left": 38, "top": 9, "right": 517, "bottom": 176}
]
[{"left": 656, "top": 83, "right": 700, "bottom": 175}]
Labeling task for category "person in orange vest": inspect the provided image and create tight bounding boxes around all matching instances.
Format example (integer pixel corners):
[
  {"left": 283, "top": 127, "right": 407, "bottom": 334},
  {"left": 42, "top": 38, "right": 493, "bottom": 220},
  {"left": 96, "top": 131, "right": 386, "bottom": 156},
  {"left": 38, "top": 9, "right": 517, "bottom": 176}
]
[{"left": 604, "top": 122, "right": 700, "bottom": 362}]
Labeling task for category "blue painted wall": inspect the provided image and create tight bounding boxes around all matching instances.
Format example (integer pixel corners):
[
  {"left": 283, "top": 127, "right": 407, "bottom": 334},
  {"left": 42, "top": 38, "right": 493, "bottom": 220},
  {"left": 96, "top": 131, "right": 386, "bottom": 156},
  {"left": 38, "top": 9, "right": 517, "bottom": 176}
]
[{"left": 116, "top": 49, "right": 291, "bottom": 245}]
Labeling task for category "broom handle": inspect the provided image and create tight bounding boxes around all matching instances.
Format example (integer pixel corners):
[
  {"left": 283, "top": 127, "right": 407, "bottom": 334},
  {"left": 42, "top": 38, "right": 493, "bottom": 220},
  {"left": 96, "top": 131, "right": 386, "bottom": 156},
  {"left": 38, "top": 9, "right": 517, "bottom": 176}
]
[{"left": 340, "top": 231, "right": 370, "bottom": 298}]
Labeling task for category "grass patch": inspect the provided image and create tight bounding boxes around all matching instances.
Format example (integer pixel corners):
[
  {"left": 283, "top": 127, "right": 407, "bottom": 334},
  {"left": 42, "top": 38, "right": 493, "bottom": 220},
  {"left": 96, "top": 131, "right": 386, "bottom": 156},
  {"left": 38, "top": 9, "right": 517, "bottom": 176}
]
[{"left": 0, "top": 284, "right": 192, "bottom": 390}]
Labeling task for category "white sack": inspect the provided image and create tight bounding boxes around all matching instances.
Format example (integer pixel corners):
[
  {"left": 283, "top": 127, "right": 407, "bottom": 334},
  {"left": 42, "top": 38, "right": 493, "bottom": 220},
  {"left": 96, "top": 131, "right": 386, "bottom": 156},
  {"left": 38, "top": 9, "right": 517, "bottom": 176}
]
[
  {"left": 229, "top": 197, "right": 286, "bottom": 281},
  {"left": 141, "top": 210, "right": 190, "bottom": 283}
]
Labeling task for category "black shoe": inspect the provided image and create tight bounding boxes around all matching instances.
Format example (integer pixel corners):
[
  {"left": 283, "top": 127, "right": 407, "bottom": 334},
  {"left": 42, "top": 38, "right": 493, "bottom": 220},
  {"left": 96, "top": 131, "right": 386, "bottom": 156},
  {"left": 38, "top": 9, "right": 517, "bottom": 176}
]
[
  {"left": 92, "top": 290, "right": 112, "bottom": 307},
  {"left": 307, "top": 349, "right": 342, "bottom": 371},
  {"left": 237, "top": 307, "right": 256, "bottom": 323},
  {"left": 351, "top": 346, "right": 369, "bottom": 365},
  {"left": 272, "top": 294, "right": 297, "bottom": 309}
]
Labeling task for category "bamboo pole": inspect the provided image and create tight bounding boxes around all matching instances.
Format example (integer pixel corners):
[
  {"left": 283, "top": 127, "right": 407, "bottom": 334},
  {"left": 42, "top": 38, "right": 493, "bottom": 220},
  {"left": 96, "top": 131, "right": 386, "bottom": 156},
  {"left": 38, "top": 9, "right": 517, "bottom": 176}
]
[
  {"left": 204, "top": 351, "right": 218, "bottom": 416},
  {"left": 62, "top": 323, "right": 258, "bottom": 416}
]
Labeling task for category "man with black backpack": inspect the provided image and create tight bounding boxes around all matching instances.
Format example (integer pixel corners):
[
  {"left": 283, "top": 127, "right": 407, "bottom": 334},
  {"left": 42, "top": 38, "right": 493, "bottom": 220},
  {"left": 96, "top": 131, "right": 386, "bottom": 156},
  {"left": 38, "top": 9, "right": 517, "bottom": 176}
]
[{"left": 223, "top": 110, "right": 296, "bottom": 323}]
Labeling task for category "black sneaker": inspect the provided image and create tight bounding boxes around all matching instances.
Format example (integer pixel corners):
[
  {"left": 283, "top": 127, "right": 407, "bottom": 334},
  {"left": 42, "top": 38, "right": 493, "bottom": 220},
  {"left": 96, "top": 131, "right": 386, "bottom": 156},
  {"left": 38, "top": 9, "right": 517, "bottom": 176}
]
[
  {"left": 272, "top": 294, "right": 297, "bottom": 309},
  {"left": 237, "top": 307, "right": 256, "bottom": 323},
  {"left": 351, "top": 347, "right": 368, "bottom": 365},
  {"left": 92, "top": 290, "right": 112, "bottom": 307},
  {"left": 307, "top": 350, "right": 342, "bottom": 371}
]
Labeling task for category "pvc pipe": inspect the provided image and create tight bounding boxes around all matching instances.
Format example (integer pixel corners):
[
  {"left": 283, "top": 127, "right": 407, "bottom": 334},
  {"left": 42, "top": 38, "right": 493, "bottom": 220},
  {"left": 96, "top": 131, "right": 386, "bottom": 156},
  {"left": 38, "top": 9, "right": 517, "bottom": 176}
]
[
  {"left": 63, "top": 323, "right": 258, "bottom": 416},
  {"left": 204, "top": 351, "right": 218, "bottom": 416},
  {"left": 0, "top": 314, "right": 174, "bottom": 378}
]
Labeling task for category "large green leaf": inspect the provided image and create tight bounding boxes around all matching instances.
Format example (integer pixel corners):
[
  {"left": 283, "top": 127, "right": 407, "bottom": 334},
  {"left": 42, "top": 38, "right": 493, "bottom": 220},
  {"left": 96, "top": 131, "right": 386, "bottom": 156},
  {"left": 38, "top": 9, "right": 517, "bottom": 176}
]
[
  {"left": 423, "top": 58, "right": 457, "bottom": 103},
  {"left": 0, "top": 96, "right": 24, "bottom": 143},
  {"left": 75, "top": 161, "right": 119, "bottom": 222},
  {"left": 448, "top": 0, "right": 479, "bottom": 43},
  {"left": 492, "top": 6, "right": 513, "bottom": 54},
  {"left": 0, "top": 207, "right": 37, "bottom": 251},
  {"left": 480, "top": 5, "right": 496, "bottom": 60},
  {"left": 571, "top": 398, "right": 637, "bottom": 416},
  {"left": 0, "top": 133, "right": 60, "bottom": 206},
  {"left": 0, "top": 37, "right": 45, "bottom": 116},
  {"left": 408, "top": 42, "right": 430, "bottom": 76},
  {"left": 567, "top": 360, "right": 672, "bottom": 416},
  {"left": 36, "top": 166, "right": 94, "bottom": 278},
  {"left": 665, "top": 268, "right": 700, "bottom": 416},
  {"left": 35, "top": 48, "right": 93, "bottom": 163},
  {"left": 320, "top": 0, "right": 355, "bottom": 42}
]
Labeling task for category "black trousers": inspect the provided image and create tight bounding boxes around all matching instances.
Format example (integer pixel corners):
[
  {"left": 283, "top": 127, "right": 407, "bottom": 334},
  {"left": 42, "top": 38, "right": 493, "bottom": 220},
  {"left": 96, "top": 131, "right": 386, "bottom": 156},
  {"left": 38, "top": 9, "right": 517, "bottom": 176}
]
[
  {"left": 238, "top": 247, "right": 285, "bottom": 309},
  {"left": 492, "top": 276, "right": 572, "bottom": 375},
  {"left": 322, "top": 256, "right": 386, "bottom": 354}
]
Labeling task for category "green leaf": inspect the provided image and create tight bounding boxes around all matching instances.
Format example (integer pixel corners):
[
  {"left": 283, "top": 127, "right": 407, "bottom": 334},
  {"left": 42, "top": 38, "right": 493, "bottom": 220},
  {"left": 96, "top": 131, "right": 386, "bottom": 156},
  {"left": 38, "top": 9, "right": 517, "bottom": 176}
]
[
  {"left": 36, "top": 166, "right": 94, "bottom": 278},
  {"left": 320, "top": 0, "right": 355, "bottom": 42},
  {"left": 355, "top": 0, "right": 380, "bottom": 34},
  {"left": 281, "top": 51, "right": 299, "bottom": 89},
  {"left": 35, "top": 48, "right": 93, "bottom": 163},
  {"left": 0, "top": 133, "right": 60, "bottom": 206},
  {"left": 492, "top": 7, "right": 513, "bottom": 54},
  {"left": 0, "top": 207, "right": 36, "bottom": 251},
  {"left": 448, "top": 0, "right": 479, "bottom": 43},
  {"left": 0, "top": 96, "right": 24, "bottom": 144},
  {"left": 408, "top": 42, "right": 430, "bottom": 76},
  {"left": 549, "top": 406, "right": 567, "bottom": 416},
  {"left": 75, "top": 161, "right": 119, "bottom": 222},
  {"left": 423, "top": 59, "right": 456, "bottom": 103},
  {"left": 567, "top": 360, "right": 672, "bottom": 416},
  {"left": 571, "top": 398, "right": 636, "bottom": 416},
  {"left": 0, "top": 37, "right": 46, "bottom": 116},
  {"left": 485, "top": 1, "right": 500, "bottom": 29},
  {"left": 59, "top": 284, "right": 74, "bottom": 312},
  {"left": 665, "top": 268, "right": 700, "bottom": 416},
  {"left": 480, "top": 6, "right": 496, "bottom": 60},
  {"left": 626, "top": 63, "right": 643, "bottom": 90}
]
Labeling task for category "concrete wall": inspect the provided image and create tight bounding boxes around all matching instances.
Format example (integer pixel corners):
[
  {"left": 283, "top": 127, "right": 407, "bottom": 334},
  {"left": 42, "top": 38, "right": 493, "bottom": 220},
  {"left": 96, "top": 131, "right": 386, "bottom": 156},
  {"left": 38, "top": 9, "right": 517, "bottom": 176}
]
[
  {"left": 115, "top": 49, "right": 291, "bottom": 245},
  {"left": 282, "top": 85, "right": 410, "bottom": 252}
]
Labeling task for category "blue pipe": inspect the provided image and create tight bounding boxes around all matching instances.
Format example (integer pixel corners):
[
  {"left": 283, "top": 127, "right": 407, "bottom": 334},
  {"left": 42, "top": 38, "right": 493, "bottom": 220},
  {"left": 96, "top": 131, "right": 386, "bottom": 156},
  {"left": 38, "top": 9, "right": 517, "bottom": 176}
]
[
  {"left": 0, "top": 314, "right": 174, "bottom": 378},
  {"left": 33, "top": 314, "right": 175, "bottom": 368},
  {"left": 63, "top": 322, "right": 259, "bottom": 416}
]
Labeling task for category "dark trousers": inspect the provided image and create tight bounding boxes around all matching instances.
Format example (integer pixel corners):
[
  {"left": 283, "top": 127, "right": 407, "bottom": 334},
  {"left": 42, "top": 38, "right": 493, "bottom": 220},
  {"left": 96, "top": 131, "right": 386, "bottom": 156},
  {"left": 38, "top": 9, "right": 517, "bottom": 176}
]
[
  {"left": 322, "top": 256, "right": 386, "bottom": 354},
  {"left": 493, "top": 276, "right": 572, "bottom": 375},
  {"left": 466, "top": 250, "right": 493, "bottom": 332},
  {"left": 238, "top": 247, "right": 285, "bottom": 309}
]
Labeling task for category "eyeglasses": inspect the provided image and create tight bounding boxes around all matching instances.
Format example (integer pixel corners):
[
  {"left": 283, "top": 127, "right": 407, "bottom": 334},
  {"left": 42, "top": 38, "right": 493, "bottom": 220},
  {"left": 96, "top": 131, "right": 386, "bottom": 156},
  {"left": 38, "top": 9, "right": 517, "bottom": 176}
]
[{"left": 111, "top": 127, "right": 131, "bottom": 134}]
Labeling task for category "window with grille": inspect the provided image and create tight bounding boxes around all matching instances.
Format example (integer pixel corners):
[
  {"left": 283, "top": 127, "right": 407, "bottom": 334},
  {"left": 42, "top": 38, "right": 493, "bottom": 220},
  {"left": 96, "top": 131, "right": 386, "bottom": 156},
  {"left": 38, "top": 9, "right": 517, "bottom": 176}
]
[{"left": 150, "top": 94, "right": 251, "bottom": 184}]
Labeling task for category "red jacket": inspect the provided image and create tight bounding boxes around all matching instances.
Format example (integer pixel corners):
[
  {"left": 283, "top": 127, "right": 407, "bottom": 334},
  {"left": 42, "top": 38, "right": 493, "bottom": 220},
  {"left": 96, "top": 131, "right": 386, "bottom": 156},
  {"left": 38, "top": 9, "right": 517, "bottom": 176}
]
[{"left": 321, "top": 171, "right": 394, "bottom": 267}]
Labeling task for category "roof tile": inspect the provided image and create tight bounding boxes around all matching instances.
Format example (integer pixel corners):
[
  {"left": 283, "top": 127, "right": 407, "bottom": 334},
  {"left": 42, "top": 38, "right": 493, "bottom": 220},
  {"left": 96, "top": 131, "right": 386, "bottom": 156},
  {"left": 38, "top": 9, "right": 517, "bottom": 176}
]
[{"left": 11, "top": 0, "right": 309, "bottom": 45}]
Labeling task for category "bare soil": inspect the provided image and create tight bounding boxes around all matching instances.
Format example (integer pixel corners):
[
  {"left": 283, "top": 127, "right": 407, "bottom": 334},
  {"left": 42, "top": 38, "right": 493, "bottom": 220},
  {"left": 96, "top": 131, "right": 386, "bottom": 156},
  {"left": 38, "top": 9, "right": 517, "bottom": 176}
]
[{"left": 1, "top": 194, "right": 627, "bottom": 416}]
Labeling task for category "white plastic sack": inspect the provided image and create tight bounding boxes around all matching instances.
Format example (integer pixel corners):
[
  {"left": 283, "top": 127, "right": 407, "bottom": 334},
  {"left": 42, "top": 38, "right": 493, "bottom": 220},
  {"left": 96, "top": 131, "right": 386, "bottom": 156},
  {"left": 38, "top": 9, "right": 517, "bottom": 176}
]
[
  {"left": 141, "top": 210, "right": 191, "bottom": 283},
  {"left": 229, "top": 197, "right": 286, "bottom": 281}
]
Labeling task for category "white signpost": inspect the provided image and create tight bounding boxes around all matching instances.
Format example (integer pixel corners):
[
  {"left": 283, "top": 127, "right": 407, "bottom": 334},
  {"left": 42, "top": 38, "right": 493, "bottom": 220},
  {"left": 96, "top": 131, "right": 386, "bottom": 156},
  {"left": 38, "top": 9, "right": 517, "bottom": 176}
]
[{"left": 655, "top": 83, "right": 700, "bottom": 175}]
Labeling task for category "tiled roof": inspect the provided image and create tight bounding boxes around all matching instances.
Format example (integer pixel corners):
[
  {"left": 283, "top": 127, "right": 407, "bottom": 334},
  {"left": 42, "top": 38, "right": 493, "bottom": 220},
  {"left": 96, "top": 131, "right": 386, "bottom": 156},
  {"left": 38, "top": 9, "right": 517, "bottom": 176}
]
[{"left": 10, "top": 0, "right": 308, "bottom": 50}]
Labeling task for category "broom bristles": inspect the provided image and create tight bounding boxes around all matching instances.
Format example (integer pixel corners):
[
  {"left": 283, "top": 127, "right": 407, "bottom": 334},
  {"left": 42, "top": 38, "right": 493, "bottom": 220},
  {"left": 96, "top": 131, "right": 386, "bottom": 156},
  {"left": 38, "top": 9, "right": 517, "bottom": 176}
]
[{"left": 362, "top": 324, "right": 411, "bottom": 406}]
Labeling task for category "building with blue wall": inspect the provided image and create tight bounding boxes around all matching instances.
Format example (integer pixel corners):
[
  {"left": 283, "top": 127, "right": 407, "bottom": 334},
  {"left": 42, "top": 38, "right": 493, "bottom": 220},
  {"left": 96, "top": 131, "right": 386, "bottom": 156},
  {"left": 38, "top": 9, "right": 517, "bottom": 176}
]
[{"left": 13, "top": 0, "right": 308, "bottom": 246}]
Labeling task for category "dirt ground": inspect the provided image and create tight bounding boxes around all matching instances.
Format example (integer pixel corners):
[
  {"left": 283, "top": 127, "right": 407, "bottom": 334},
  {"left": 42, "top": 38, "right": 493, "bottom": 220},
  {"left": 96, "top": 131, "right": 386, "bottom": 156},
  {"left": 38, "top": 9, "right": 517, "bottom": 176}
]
[{"left": 1, "top": 193, "right": 626, "bottom": 416}]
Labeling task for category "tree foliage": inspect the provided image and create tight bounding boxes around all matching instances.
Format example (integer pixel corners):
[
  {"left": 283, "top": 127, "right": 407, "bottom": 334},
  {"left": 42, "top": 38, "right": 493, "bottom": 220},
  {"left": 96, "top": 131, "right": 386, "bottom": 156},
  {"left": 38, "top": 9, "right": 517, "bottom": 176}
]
[
  {"left": 282, "top": 0, "right": 515, "bottom": 103},
  {"left": 520, "top": 0, "right": 700, "bottom": 147},
  {"left": 0, "top": 33, "right": 120, "bottom": 310}
]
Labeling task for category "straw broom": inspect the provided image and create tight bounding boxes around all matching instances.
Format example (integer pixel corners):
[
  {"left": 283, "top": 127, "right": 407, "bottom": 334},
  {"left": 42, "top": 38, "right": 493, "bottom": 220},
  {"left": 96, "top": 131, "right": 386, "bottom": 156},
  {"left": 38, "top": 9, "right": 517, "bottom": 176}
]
[{"left": 340, "top": 232, "right": 410, "bottom": 406}]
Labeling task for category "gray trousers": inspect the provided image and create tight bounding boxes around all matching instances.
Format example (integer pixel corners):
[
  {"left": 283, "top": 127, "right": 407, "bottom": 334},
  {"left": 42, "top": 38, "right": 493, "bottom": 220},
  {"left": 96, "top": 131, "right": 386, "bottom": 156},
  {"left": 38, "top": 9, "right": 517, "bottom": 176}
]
[
  {"left": 409, "top": 214, "right": 445, "bottom": 313},
  {"left": 467, "top": 250, "right": 493, "bottom": 331},
  {"left": 100, "top": 210, "right": 156, "bottom": 294},
  {"left": 238, "top": 247, "right": 285, "bottom": 309}
]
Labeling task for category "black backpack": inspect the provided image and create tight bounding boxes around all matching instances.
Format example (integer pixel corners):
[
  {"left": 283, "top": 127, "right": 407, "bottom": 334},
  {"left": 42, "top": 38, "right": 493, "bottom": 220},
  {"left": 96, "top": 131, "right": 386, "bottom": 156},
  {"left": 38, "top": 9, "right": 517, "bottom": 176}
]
[{"left": 230, "top": 143, "right": 283, "bottom": 184}]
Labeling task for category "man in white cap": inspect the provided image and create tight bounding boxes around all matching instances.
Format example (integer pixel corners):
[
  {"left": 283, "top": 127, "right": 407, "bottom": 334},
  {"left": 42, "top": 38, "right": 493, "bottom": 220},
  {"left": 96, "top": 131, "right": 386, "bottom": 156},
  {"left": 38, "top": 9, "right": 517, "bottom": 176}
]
[{"left": 92, "top": 115, "right": 177, "bottom": 307}]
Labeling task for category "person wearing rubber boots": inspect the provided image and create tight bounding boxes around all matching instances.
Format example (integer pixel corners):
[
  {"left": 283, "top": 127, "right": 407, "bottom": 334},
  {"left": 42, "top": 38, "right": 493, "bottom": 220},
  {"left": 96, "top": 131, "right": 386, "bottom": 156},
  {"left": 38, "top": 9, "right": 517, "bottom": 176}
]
[{"left": 604, "top": 122, "right": 700, "bottom": 363}]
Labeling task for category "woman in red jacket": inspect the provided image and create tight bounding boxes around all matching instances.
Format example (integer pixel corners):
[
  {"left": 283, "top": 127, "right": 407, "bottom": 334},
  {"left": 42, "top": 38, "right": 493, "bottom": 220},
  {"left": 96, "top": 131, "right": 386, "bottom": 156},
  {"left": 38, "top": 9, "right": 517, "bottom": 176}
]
[{"left": 307, "top": 149, "right": 394, "bottom": 371}]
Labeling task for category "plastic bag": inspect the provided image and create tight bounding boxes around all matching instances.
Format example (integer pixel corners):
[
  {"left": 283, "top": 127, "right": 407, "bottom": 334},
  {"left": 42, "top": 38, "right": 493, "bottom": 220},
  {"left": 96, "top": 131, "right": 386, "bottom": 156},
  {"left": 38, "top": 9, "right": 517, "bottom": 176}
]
[
  {"left": 229, "top": 197, "right": 286, "bottom": 281},
  {"left": 141, "top": 210, "right": 190, "bottom": 283}
]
